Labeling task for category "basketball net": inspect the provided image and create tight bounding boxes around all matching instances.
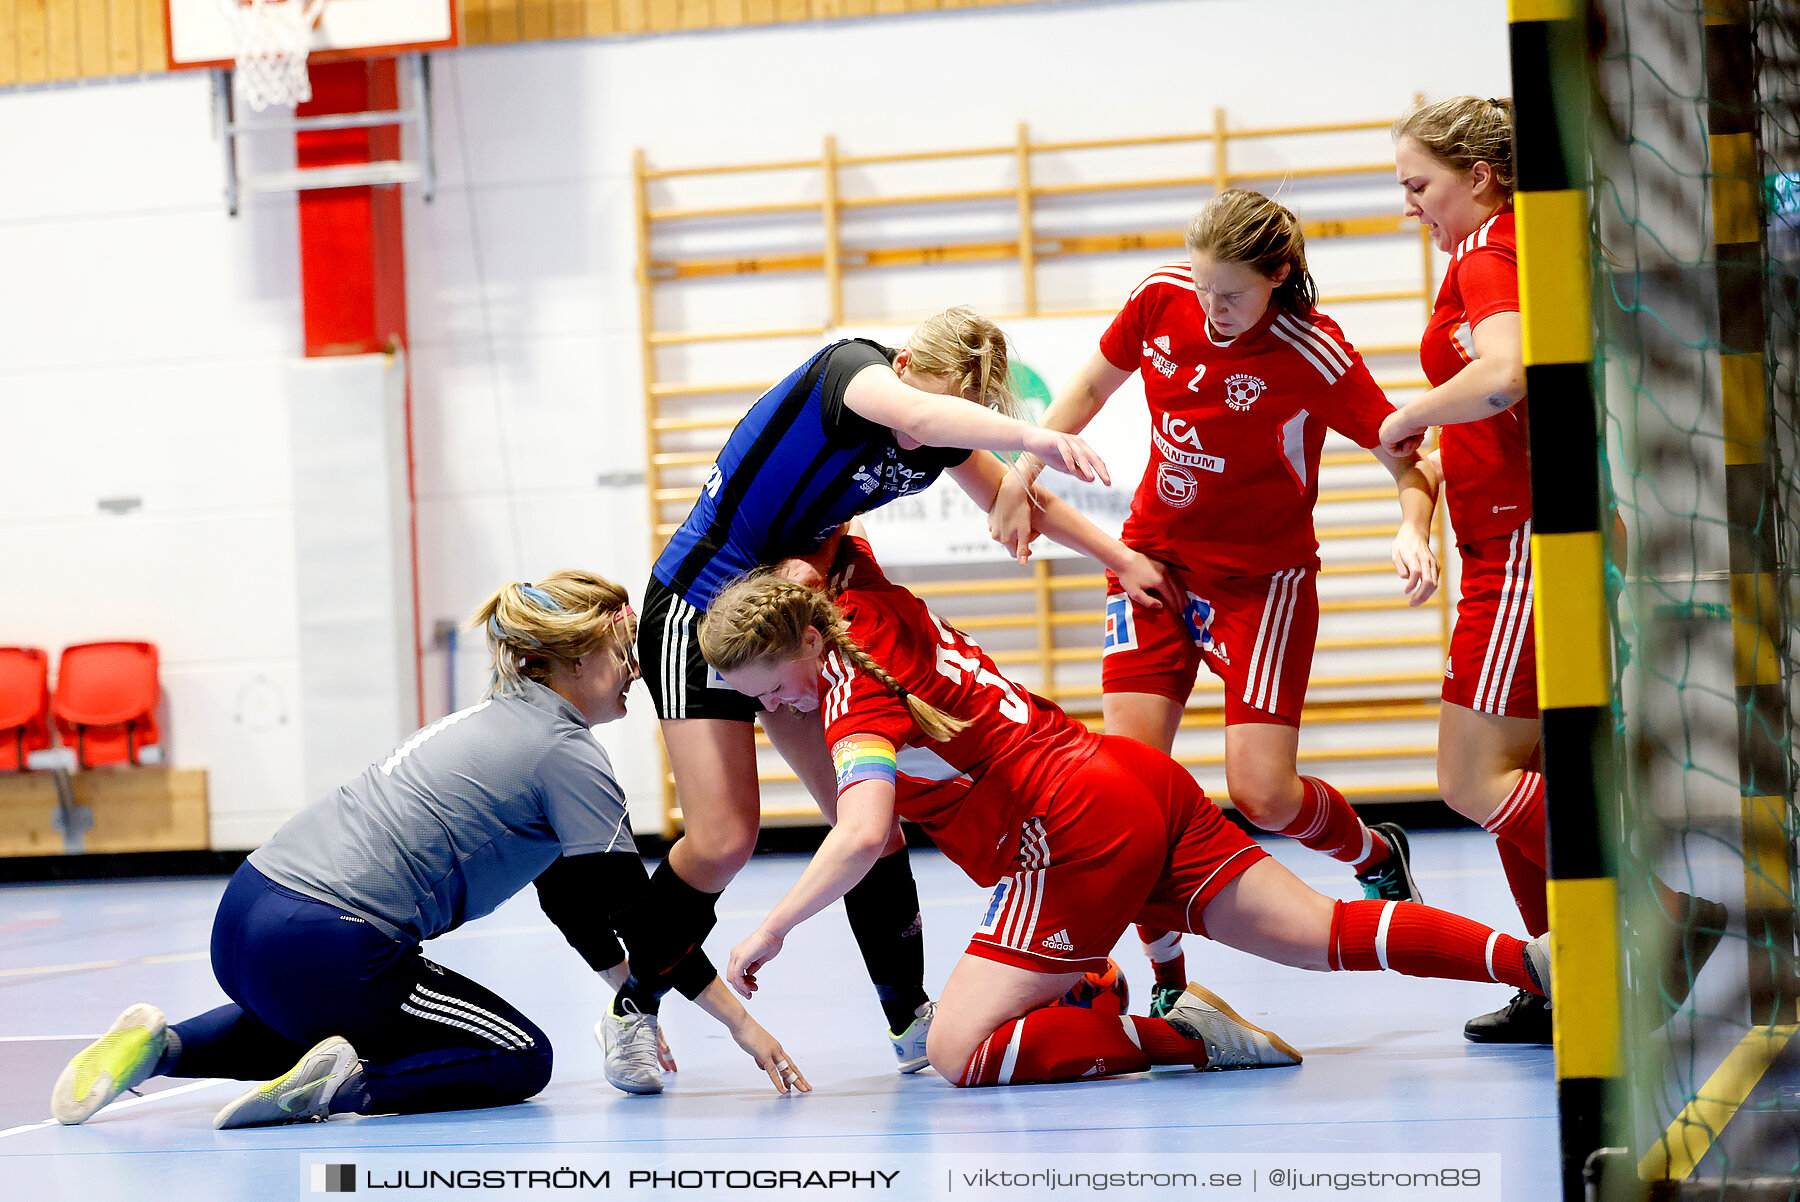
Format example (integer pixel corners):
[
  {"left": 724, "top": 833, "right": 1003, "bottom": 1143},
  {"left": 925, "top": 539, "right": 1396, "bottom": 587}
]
[{"left": 216, "top": 0, "right": 328, "bottom": 111}]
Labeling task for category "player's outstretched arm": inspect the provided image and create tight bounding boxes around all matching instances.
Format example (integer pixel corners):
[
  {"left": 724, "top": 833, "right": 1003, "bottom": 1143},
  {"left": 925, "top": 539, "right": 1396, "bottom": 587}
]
[
  {"left": 990, "top": 350, "right": 1135, "bottom": 558},
  {"left": 950, "top": 452, "right": 1178, "bottom": 610},
  {"left": 842, "top": 363, "right": 1106, "bottom": 483},
  {"left": 725, "top": 776, "right": 896, "bottom": 997},
  {"left": 690, "top": 977, "right": 811, "bottom": 1095}
]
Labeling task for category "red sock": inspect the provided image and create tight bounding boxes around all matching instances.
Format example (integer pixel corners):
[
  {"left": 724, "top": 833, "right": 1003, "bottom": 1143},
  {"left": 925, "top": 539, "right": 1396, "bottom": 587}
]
[
  {"left": 1137, "top": 926, "right": 1186, "bottom": 990},
  {"left": 1483, "top": 771, "right": 1547, "bottom": 869},
  {"left": 1278, "top": 777, "right": 1387, "bottom": 872},
  {"left": 1327, "top": 899, "right": 1540, "bottom": 994},
  {"left": 1497, "top": 838, "right": 1549, "bottom": 936},
  {"left": 958, "top": 1008, "right": 1210, "bottom": 1086}
]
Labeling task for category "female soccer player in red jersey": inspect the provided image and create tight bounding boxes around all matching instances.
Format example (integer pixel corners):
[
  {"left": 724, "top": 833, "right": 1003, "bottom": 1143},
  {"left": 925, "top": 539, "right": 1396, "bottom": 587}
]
[
  {"left": 1377, "top": 98, "right": 1546, "bottom": 1042},
  {"left": 1380, "top": 98, "right": 1725, "bottom": 1042},
  {"left": 990, "top": 190, "right": 1441, "bottom": 1014},
  {"left": 696, "top": 536, "right": 1547, "bottom": 1088},
  {"left": 642, "top": 309, "right": 1178, "bottom": 1072}
]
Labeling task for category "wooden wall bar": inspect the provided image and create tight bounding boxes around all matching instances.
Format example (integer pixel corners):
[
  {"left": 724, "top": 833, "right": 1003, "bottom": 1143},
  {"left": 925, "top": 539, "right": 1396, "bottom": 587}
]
[
  {"left": 635, "top": 109, "right": 1448, "bottom": 835},
  {"left": 0, "top": 0, "right": 1064, "bottom": 89},
  {"left": 0, "top": 0, "right": 164, "bottom": 87}
]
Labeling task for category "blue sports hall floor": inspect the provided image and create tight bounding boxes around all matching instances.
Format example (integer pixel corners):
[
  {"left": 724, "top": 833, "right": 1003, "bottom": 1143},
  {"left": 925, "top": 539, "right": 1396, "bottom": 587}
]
[{"left": 0, "top": 830, "right": 1556, "bottom": 1201}]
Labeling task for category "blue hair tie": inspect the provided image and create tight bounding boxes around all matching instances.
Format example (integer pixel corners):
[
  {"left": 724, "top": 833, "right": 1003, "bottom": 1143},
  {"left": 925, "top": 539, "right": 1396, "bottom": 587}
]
[{"left": 518, "top": 584, "right": 562, "bottom": 611}]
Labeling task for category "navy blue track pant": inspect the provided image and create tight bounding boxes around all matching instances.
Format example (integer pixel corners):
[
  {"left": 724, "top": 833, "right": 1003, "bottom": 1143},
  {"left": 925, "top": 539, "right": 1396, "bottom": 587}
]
[{"left": 169, "top": 864, "right": 552, "bottom": 1115}]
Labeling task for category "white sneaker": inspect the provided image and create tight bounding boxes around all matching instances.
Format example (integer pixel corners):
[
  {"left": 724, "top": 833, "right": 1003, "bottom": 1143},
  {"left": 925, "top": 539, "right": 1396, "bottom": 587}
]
[
  {"left": 888, "top": 1001, "right": 935, "bottom": 1074},
  {"left": 213, "top": 1037, "right": 360, "bottom": 1129},
  {"left": 51, "top": 1003, "right": 167, "bottom": 1125},
  {"left": 1524, "top": 932, "right": 1553, "bottom": 1003},
  {"left": 598, "top": 998, "right": 664, "bottom": 1095},
  {"left": 1164, "top": 983, "right": 1302, "bottom": 1070}
]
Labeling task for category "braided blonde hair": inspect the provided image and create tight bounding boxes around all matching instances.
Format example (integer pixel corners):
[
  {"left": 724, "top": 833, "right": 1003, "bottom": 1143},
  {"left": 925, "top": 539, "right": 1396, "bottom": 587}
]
[
  {"left": 904, "top": 307, "right": 1022, "bottom": 420},
  {"left": 469, "top": 570, "right": 635, "bottom": 699},
  {"left": 698, "top": 572, "right": 971, "bottom": 742}
]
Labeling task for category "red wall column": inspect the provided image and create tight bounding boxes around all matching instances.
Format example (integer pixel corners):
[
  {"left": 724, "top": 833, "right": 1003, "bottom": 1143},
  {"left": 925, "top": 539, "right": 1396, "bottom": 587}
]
[
  {"left": 295, "top": 58, "right": 408, "bottom": 357},
  {"left": 296, "top": 57, "right": 424, "bottom": 723}
]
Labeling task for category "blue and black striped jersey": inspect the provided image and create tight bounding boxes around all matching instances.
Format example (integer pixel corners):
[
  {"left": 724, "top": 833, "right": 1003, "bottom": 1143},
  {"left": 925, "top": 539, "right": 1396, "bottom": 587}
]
[{"left": 652, "top": 338, "right": 971, "bottom": 606}]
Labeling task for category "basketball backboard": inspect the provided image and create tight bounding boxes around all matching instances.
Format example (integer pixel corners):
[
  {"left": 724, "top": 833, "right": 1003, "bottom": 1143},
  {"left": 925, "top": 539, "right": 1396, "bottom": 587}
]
[{"left": 164, "top": 0, "right": 459, "bottom": 71}]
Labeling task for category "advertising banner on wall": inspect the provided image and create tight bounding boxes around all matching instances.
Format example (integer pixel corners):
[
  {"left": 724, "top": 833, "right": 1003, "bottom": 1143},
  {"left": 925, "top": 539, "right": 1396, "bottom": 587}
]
[{"left": 834, "top": 315, "right": 1151, "bottom": 567}]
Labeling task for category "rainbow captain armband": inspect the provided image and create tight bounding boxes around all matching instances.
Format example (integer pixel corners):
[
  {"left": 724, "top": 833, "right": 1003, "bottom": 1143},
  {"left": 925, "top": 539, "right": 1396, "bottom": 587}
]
[{"left": 831, "top": 734, "right": 898, "bottom": 793}]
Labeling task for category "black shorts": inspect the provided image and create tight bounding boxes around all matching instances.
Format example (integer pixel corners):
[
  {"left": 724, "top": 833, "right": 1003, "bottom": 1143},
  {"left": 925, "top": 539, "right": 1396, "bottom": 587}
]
[{"left": 638, "top": 577, "right": 760, "bottom": 723}]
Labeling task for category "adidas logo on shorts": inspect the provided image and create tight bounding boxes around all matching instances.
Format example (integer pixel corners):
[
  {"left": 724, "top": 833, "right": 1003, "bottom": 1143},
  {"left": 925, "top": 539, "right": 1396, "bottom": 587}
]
[
  {"left": 1041, "top": 929, "right": 1074, "bottom": 952},
  {"left": 1154, "top": 335, "right": 1171, "bottom": 353}
]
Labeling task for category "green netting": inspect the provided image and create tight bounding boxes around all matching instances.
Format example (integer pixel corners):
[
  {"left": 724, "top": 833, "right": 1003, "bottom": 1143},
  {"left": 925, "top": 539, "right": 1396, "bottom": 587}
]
[{"left": 1590, "top": 0, "right": 1800, "bottom": 1195}]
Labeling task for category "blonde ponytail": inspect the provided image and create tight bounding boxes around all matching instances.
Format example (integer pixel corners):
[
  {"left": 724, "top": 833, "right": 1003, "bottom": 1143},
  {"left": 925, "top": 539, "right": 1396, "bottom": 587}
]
[
  {"left": 904, "top": 307, "right": 1021, "bottom": 419},
  {"left": 469, "top": 570, "right": 634, "bottom": 699}
]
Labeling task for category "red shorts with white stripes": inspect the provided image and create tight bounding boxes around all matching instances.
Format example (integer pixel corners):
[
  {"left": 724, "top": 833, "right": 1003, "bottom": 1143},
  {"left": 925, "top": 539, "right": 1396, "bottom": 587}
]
[
  {"left": 1100, "top": 565, "right": 1318, "bottom": 725},
  {"left": 1443, "top": 522, "right": 1538, "bottom": 718},
  {"left": 964, "top": 736, "right": 1268, "bottom": 973}
]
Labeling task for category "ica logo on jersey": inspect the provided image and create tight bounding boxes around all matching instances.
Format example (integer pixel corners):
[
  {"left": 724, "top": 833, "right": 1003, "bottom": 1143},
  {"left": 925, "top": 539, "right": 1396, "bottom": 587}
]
[{"left": 1150, "top": 413, "right": 1226, "bottom": 475}]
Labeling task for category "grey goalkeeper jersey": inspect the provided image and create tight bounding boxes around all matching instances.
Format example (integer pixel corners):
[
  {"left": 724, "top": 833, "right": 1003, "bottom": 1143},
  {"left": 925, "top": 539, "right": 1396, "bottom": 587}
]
[{"left": 250, "top": 681, "right": 633, "bottom": 943}]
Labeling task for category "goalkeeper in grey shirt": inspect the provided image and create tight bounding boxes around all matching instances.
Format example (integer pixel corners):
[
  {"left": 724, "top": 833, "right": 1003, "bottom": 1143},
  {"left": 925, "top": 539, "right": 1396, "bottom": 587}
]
[{"left": 51, "top": 571, "right": 808, "bottom": 1130}]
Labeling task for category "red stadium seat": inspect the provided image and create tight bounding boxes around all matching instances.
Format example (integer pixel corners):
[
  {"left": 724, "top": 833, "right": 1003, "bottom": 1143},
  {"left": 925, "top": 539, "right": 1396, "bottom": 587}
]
[
  {"left": 0, "top": 647, "right": 52, "bottom": 771},
  {"left": 52, "top": 642, "right": 162, "bottom": 768}
]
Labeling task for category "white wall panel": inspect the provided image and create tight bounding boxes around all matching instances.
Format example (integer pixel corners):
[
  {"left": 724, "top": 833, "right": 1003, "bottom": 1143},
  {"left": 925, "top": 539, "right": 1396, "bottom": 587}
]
[
  {"left": 404, "top": 179, "right": 632, "bottom": 348},
  {"left": 0, "top": 74, "right": 225, "bottom": 222},
  {"left": 3, "top": 0, "right": 1510, "bottom": 842},
  {"left": 161, "top": 661, "right": 308, "bottom": 847},
  {"left": 0, "top": 360, "right": 297, "bottom": 521},
  {"left": 288, "top": 354, "right": 419, "bottom": 805},
  {"left": 2, "top": 207, "right": 301, "bottom": 373},
  {"left": 410, "top": 330, "right": 646, "bottom": 501},
  {"left": 1, "top": 513, "right": 301, "bottom": 664}
]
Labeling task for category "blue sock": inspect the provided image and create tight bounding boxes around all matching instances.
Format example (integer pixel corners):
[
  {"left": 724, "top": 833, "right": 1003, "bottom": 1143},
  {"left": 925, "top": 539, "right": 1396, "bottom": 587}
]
[
  {"left": 153, "top": 1028, "right": 183, "bottom": 1077},
  {"left": 328, "top": 1066, "right": 371, "bottom": 1116}
]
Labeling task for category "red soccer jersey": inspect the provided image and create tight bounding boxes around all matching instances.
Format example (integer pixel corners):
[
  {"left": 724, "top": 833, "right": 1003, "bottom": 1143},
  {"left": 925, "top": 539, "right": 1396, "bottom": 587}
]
[
  {"left": 1098, "top": 263, "right": 1396, "bottom": 575},
  {"left": 1419, "top": 208, "right": 1532, "bottom": 544},
  {"left": 823, "top": 538, "right": 1104, "bottom": 886}
]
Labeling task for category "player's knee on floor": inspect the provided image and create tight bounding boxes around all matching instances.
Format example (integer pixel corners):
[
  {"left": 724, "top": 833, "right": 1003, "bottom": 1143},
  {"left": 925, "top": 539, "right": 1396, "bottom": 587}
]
[
  {"left": 925, "top": 1022, "right": 981, "bottom": 1086},
  {"left": 479, "top": 1040, "right": 555, "bottom": 1107},
  {"left": 515, "top": 1040, "right": 554, "bottom": 1100}
]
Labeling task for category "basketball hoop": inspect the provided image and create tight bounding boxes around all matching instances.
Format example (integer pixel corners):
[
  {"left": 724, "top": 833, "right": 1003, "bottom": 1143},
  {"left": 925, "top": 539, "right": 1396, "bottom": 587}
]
[{"left": 215, "top": 0, "right": 328, "bottom": 111}]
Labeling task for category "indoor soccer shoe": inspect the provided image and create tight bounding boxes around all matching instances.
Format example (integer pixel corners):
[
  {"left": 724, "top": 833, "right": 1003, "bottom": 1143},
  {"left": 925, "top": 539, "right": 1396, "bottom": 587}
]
[
  {"left": 1055, "top": 959, "right": 1130, "bottom": 1016},
  {"left": 213, "top": 1036, "right": 360, "bottom": 1129},
  {"left": 1660, "top": 894, "right": 1728, "bottom": 1014},
  {"left": 1147, "top": 984, "right": 1185, "bottom": 1019},
  {"left": 1164, "top": 984, "right": 1302, "bottom": 1070},
  {"left": 1463, "top": 988, "right": 1551, "bottom": 1044},
  {"left": 888, "top": 1000, "right": 935, "bottom": 1074},
  {"left": 51, "top": 1003, "right": 167, "bottom": 1125},
  {"left": 598, "top": 997, "right": 665, "bottom": 1095},
  {"left": 1355, "top": 822, "right": 1424, "bottom": 903}
]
